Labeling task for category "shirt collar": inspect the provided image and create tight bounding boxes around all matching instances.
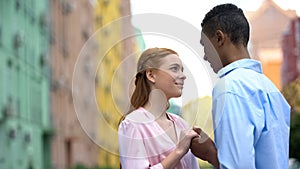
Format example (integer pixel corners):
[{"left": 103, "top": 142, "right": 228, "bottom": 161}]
[
  {"left": 139, "top": 107, "right": 175, "bottom": 122},
  {"left": 217, "top": 58, "right": 262, "bottom": 78}
]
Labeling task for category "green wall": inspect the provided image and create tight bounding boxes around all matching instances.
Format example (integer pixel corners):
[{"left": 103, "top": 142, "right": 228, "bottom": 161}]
[{"left": 0, "top": 1, "right": 52, "bottom": 169}]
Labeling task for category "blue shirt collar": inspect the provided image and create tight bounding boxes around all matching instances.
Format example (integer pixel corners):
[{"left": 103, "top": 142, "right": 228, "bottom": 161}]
[{"left": 217, "top": 58, "right": 262, "bottom": 78}]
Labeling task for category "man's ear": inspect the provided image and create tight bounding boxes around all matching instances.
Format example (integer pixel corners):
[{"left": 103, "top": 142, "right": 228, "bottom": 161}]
[
  {"left": 146, "top": 69, "right": 156, "bottom": 84},
  {"left": 215, "top": 30, "right": 226, "bottom": 47}
]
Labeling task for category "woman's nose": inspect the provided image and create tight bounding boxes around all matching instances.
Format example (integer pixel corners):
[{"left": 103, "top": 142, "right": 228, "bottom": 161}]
[{"left": 180, "top": 71, "right": 186, "bottom": 80}]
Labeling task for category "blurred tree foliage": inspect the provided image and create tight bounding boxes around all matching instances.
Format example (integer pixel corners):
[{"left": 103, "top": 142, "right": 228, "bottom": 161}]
[
  {"left": 290, "top": 113, "right": 300, "bottom": 161},
  {"left": 282, "top": 78, "right": 300, "bottom": 115},
  {"left": 282, "top": 77, "right": 300, "bottom": 161},
  {"left": 74, "top": 164, "right": 114, "bottom": 169}
]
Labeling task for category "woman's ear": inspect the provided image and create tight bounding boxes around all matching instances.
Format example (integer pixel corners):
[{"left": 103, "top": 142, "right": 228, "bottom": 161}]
[{"left": 146, "top": 69, "right": 156, "bottom": 84}]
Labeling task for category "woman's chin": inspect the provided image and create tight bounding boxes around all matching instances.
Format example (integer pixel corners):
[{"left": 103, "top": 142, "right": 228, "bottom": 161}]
[{"left": 172, "top": 92, "right": 182, "bottom": 98}]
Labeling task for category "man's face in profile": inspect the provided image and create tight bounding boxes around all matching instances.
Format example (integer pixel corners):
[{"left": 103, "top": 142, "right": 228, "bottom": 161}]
[{"left": 200, "top": 31, "right": 223, "bottom": 73}]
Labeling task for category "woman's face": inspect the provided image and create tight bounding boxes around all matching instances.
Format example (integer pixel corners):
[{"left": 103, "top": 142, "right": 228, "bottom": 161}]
[{"left": 150, "top": 54, "right": 186, "bottom": 99}]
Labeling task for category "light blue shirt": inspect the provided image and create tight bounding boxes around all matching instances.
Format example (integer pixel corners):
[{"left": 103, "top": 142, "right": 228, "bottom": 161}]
[{"left": 212, "top": 59, "right": 290, "bottom": 169}]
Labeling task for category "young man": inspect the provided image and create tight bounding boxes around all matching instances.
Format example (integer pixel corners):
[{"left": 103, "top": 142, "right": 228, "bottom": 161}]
[{"left": 200, "top": 3, "right": 291, "bottom": 169}]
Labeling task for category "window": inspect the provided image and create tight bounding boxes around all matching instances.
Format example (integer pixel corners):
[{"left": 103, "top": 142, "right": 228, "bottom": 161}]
[
  {"left": 15, "top": 0, "right": 21, "bottom": 11},
  {"left": 65, "top": 139, "right": 72, "bottom": 169}
]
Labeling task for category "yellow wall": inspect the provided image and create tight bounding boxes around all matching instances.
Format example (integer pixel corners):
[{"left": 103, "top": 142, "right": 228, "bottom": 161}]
[
  {"left": 95, "top": 0, "right": 122, "bottom": 167},
  {"left": 182, "top": 96, "right": 214, "bottom": 167}
]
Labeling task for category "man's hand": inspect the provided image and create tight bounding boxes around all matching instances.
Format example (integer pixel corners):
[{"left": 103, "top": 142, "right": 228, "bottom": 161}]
[{"left": 190, "top": 127, "right": 220, "bottom": 169}]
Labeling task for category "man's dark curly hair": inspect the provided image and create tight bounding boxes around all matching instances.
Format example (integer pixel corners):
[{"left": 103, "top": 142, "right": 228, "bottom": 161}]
[{"left": 201, "top": 3, "right": 250, "bottom": 47}]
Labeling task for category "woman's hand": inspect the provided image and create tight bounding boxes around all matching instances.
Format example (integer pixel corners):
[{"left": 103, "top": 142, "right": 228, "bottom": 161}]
[
  {"left": 176, "top": 129, "right": 199, "bottom": 156},
  {"left": 161, "top": 128, "right": 199, "bottom": 169}
]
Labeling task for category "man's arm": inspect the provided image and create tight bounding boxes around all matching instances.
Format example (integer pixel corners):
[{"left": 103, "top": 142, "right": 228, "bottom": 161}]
[
  {"left": 190, "top": 127, "right": 220, "bottom": 169},
  {"left": 213, "top": 93, "right": 257, "bottom": 169}
]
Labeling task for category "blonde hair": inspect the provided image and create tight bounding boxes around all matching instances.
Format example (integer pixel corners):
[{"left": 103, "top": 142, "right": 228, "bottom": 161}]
[{"left": 120, "top": 47, "right": 178, "bottom": 121}]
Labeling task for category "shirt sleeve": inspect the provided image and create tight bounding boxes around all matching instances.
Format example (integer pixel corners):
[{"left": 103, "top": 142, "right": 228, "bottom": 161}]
[
  {"left": 213, "top": 92, "right": 258, "bottom": 169},
  {"left": 118, "top": 120, "right": 164, "bottom": 169}
]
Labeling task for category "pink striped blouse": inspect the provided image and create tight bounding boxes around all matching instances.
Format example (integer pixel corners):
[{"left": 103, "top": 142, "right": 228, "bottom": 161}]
[{"left": 118, "top": 107, "right": 200, "bottom": 169}]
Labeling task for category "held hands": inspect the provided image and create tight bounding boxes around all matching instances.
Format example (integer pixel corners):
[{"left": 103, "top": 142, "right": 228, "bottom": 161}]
[
  {"left": 161, "top": 129, "right": 199, "bottom": 169},
  {"left": 174, "top": 127, "right": 219, "bottom": 169},
  {"left": 176, "top": 129, "right": 199, "bottom": 156},
  {"left": 190, "top": 127, "right": 220, "bottom": 169}
]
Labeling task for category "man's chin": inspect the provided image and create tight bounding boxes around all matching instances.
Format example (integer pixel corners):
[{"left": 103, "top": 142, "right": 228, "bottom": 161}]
[
  {"left": 212, "top": 66, "right": 222, "bottom": 74},
  {"left": 210, "top": 66, "right": 217, "bottom": 73}
]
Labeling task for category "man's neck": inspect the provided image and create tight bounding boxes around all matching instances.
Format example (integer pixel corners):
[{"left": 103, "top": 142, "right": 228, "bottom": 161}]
[{"left": 222, "top": 45, "right": 250, "bottom": 67}]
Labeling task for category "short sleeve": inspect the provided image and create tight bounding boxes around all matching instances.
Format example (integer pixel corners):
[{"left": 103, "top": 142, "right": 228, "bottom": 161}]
[
  {"left": 118, "top": 120, "right": 164, "bottom": 169},
  {"left": 213, "top": 93, "right": 256, "bottom": 169}
]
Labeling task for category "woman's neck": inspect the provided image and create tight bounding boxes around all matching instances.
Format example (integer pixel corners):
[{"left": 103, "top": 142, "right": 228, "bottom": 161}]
[
  {"left": 143, "top": 89, "right": 170, "bottom": 120},
  {"left": 143, "top": 101, "right": 169, "bottom": 120}
]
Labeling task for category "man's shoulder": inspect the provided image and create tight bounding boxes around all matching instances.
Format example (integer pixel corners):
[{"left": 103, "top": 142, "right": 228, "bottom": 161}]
[{"left": 214, "top": 69, "right": 279, "bottom": 97}]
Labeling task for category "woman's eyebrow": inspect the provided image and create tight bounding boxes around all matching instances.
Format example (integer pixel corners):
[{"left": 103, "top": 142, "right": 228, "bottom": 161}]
[{"left": 169, "top": 63, "right": 180, "bottom": 67}]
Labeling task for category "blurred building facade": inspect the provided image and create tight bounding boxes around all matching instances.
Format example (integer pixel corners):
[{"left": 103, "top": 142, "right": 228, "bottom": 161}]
[
  {"left": 94, "top": 0, "right": 123, "bottom": 167},
  {"left": 281, "top": 18, "right": 300, "bottom": 115},
  {"left": 281, "top": 17, "right": 300, "bottom": 87},
  {"left": 94, "top": 0, "right": 143, "bottom": 168},
  {"left": 0, "top": 1, "right": 52, "bottom": 169},
  {"left": 49, "top": 0, "right": 99, "bottom": 168},
  {"left": 245, "top": 0, "right": 297, "bottom": 90}
]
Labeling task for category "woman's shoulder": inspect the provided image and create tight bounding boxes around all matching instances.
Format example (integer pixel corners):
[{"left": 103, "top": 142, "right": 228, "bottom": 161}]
[
  {"left": 119, "top": 108, "right": 155, "bottom": 129},
  {"left": 123, "top": 108, "right": 155, "bottom": 123},
  {"left": 118, "top": 114, "right": 143, "bottom": 139}
]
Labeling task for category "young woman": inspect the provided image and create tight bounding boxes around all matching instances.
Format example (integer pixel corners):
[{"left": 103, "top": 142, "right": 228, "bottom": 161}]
[{"left": 118, "top": 47, "right": 200, "bottom": 169}]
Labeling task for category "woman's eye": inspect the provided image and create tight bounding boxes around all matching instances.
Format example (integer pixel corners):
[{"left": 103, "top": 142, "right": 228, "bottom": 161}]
[{"left": 170, "top": 67, "right": 179, "bottom": 72}]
